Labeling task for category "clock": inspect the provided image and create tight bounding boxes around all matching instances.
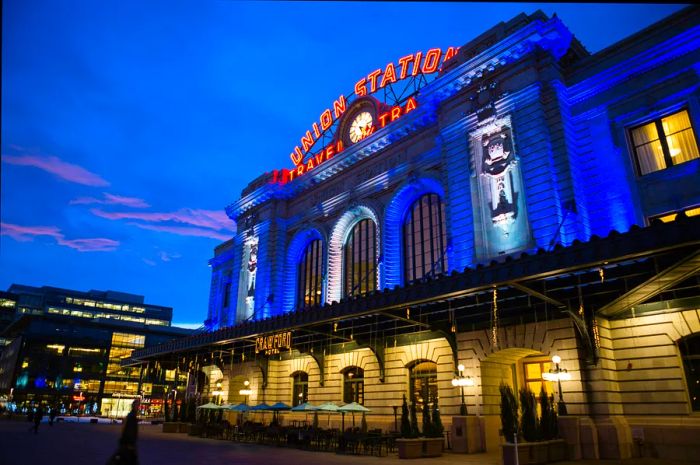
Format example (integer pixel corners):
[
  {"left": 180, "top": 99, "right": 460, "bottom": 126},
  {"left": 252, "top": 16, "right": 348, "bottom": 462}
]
[{"left": 348, "top": 111, "right": 374, "bottom": 143}]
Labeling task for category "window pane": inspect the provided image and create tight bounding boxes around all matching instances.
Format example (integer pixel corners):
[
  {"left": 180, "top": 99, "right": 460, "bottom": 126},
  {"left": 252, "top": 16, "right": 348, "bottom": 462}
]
[
  {"left": 404, "top": 194, "right": 447, "bottom": 283},
  {"left": 344, "top": 219, "right": 376, "bottom": 297},
  {"left": 631, "top": 122, "right": 659, "bottom": 146},
  {"left": 667, "top": 128, "right": 699, "bottom": 166},
  {"left": 635, "top": 141, "right": 666, "bottom": 174},
  {"left": 661, "top": 110, "right": 692, "bottom": 135},
  {"left": 298, "top": 239, "right": 323, "bottom": 308}
]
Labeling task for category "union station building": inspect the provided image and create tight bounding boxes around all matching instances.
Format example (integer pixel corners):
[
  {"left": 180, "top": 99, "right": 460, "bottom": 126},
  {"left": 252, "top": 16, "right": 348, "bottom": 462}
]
[{"left": 128, "top": 7, "right": 700, "bottom": 460}]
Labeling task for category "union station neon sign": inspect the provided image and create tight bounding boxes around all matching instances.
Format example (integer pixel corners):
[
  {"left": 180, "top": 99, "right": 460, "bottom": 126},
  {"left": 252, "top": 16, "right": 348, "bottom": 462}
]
[{"left": 282, "top": 47, "right": 460, "bottom": 183}]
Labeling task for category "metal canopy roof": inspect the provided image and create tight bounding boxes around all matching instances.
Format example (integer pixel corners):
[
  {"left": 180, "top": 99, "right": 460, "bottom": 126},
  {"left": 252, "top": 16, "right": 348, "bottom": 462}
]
[{"left": 125, "top": 214, "right": 700, "bottom": 371}]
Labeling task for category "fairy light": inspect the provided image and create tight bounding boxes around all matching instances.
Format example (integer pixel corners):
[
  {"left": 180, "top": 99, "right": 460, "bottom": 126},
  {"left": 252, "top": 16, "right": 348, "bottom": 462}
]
[{"left": 491, "top": 288, "right": 499, "bottom": 348}]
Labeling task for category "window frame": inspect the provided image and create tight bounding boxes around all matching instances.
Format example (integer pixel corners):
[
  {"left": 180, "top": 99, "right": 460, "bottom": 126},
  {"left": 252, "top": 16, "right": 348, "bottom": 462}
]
[
  {"left": 297, "top": 239, "right": 324, "bottom": 309},
  {"left": 408, "top": 360, "right": 438, "bottom": 413},
  {"left": 291, "top": 371, "right": 309, "bottom": 407},
  {"left": 342, "top": 366, "right": 365, "bottom": 404},
  {"left": 402, "top": 193, "right": 448, "bottom": 284},
  {"left": 629, "top": 108, "right": 700, "bottom": 176},
  {"left": 343, "top": 218, "right": 377, "bottom": 298}
]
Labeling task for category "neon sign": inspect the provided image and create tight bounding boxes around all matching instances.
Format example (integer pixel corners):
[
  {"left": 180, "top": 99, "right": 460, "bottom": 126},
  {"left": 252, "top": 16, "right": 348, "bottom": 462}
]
[
  {"left": 287, "top": 47, "right": 460, "bottom": 173},
  {"left": 255, "top": 331, "right": 292, "bottom": 355}
]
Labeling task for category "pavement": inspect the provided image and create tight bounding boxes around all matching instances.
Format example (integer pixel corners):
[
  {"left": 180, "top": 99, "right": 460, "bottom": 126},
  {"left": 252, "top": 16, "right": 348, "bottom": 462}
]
[{"left": 0, "top": 420, "right": 697, "bottom": 465}]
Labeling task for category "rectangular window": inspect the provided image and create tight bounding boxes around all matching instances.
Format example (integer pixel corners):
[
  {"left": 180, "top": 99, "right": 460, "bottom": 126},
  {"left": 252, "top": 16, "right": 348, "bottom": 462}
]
[{"left": 631, "top": 109, "right": 699, "bottom": 175}]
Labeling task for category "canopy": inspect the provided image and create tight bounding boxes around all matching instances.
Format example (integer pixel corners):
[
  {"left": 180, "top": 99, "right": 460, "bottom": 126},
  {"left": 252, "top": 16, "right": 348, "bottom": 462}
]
[
  {"left": 316, "top": 402, "right": 339, "bottom": 412},
  {"left": 196, "top": 402, "right": 223, "bottom": 410},
  {"left": 338, "top": 402, "right": 370, "bottom": 412},
  {"left": 269, "top": 402, "right": 292, "bottom": 411},
  {"left": 250, "top": 402, "right": 272, "bottom": 411},
  {"left": 291, "top": 402, "right": 318, "bottom": 412},
  {"left": 228, "top": 403, "right": 250, "bottom": 412}
]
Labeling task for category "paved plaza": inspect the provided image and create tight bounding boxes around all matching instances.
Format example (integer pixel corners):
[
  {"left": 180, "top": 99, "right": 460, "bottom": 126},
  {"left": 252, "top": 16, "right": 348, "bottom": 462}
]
[{"left": 0, "top": 420, "right": 696, "bottom": 465}]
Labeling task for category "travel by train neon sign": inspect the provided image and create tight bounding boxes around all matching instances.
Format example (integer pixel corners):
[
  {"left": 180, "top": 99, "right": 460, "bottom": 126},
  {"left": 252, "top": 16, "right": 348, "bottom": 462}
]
[{"left": 280, "top": 46, "right": 460, "bottom": 183}]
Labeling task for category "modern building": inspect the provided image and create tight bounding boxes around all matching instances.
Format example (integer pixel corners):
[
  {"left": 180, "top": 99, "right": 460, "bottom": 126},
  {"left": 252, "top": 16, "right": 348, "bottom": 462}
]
[
  {"left": 128, "top": 7, "right": 700, "bottom": 460},
  {"left": 0, "top": 285, "right": 193, "bottom": 417}
]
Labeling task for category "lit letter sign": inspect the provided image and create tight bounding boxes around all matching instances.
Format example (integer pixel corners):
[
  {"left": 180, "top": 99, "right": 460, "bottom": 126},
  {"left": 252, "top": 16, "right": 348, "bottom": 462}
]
[{"left": 255, "top": 331, "right": 292, "bottom": 355}]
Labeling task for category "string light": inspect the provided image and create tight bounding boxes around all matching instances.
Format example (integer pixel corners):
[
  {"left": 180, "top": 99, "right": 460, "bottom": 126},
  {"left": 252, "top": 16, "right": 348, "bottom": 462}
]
[
  {"left": 406, "top": 308, "right": 410, "bottom": 319},
  {"left": 491, "top": 288, "right": 499, "bottom": 348}
]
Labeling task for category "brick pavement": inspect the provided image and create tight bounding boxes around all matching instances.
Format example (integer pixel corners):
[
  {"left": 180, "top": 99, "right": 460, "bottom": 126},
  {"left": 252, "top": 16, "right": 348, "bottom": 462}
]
[{"left": 0, "top": 420, "right": 696, "bottom": 465}]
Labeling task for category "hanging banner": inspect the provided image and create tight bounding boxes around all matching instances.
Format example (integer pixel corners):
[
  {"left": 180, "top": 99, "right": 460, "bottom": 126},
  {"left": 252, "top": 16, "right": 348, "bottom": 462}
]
[{"left": 255, "top": 331, "right": 292, "bottom": 355}]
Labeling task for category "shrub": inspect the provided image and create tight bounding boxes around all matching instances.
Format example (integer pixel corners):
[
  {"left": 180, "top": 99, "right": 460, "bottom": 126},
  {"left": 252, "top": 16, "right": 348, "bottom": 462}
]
[
  {"left": 410, "top": 397, "right": 420, "bottom": 438},
  {"left": 400, "top": 394, "right": 412, "bottom": 438},
  {"left": 431, "top": 400, "right": 444, "bottom": 438},
  {"left": 499, "top": 383, "right": 518, "bottom": 443},
  {"left": 519, "top": 388, "right": 539, "bottom": 442}
]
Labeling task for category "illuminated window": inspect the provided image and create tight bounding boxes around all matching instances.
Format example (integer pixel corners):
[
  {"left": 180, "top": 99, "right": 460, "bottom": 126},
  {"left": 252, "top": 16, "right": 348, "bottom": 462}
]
[
  {"left": 291, "top": 371, "right": 308, "bottom": 406},
  {"left": 680, "top": 334, "right": 700, "bottom": 412},
  {"left": 523, "top": 359, "right": 553, "bottom": 396},
  {"left": 342, "top": 367, "right": 364, "bottom": 404},
  {"left": 409, "top": 361, "right": 437, "bottom": 413},
  {"left": 343, "top": 219, "right": 377, "bottom": 297},
  {"left": 630, "top": 109, "right": 699, "bottom": 175},
  {"left": 403, "top": 194, "right": 448, "bottom": 283},
  {"left": 297, "top": 239, "right": 323, "bottom": 308}
]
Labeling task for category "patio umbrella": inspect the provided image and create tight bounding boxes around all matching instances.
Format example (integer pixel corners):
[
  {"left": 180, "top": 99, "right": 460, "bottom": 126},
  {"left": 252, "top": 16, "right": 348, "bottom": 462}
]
[
  {"left": 228, "top": 403, "right": 250, "bottom": 412},
  {"left": 339, "top": 402, "right": 370, "bottom": 428},
  {"left": 291, "top": 402, "right": 318, "bottom": 425},
  {"left": 196, "top": 402, "right": 222, "bottom": 409},
  {"left": 269, "top": 402, "right": 291, "bottom": 424},
  {"left": 251, "top": 402, "right": 271, "bottom": 422},
  {"left": 316, "top": 402, "right": 339, "bottom": 428}
]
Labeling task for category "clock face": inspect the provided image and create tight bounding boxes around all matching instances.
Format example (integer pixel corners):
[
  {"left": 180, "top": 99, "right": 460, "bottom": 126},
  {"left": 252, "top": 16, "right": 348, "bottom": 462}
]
[{"left": 349, "top": 111, "right": 373, "bottom": 143}]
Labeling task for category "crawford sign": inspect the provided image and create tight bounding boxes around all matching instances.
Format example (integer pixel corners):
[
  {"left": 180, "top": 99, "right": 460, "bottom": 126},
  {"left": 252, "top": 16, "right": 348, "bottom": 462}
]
[
  {"left": 255, "top": 331, "right": 292, "bottom": 355},
  {"left": 281, "top": 46, "right": 460, "bottom": 182}
]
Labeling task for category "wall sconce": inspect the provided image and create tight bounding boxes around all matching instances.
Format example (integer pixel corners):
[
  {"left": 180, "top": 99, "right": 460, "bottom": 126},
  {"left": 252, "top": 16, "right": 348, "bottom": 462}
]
[{"left": 542, "top": 355, "right": 571, "bottom": 415}]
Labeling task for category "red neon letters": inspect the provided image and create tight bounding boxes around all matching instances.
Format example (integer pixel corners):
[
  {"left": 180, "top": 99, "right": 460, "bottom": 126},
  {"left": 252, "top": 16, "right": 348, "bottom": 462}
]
[{"left": 289, "top": 47, "right": 459, "bottom": 168}]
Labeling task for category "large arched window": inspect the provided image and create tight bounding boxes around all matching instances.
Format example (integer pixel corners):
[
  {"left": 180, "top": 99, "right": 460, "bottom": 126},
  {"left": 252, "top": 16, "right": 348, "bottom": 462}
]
[
  {"left": 403, "top": 194, "right": 447, "bottom": 283},
  {"left": 409, "top": 360, "right": 438, "bottom": 412},
  {"left": 342, "top": 367, "right": 364, "bottom": 404},
  {"left": 343, "top": 219, "right": 377, "bottom": 297},
  {"left": 291, "top": 371, "right": 308, "bottom": 407},
  {"left": 680, "top": 334, "right": 700, "bottom": 411},
  {"left": 297, "top": 239, "right": 323, "bottom": 308}
]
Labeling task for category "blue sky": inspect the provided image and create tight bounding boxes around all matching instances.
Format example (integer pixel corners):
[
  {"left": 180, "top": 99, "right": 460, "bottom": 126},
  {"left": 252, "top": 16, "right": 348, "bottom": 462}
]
[{"left": 1, "top": 2, "right": 687, "bottom": 326}]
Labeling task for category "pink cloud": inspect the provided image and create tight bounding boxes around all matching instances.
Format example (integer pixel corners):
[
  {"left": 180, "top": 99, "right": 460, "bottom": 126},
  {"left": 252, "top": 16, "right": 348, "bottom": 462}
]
[
  {"left": 3, "top": 154, "right": 109, "bottom": 187},
  {"left": 1, "top": 222, "right": 119, "bottom": 252},
  {"left": 91, "top": 208, "right": 234, "bottom": 231},
  {"left": 70, "top": 192, "right": 150, "bottom": 208},
  {"left": 130, "top": 223, "right": 231, "bottom": 241}
]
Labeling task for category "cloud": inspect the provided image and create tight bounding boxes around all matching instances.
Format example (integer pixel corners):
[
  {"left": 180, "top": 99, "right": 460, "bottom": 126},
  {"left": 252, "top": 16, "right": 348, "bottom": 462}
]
[
  {"left": 130, "top": 223, "right": 231, "bottom": 241},
  {"left": 142, "top": 258, "right": 157, "bottom": 266},
  {"left": 159, "top": 251, "right": 181, "bottom": 262},
  {"left": 90, "top": 208, "right": 233, "bottom": 231},
  {"left": 3, "top": 153, "right": 109, "bottom": 187},
  {"left": 1, "top": 222, "right": 119, "bottom": 252},
  {"left": 70, "top": 192, "right": 150, "bottom": 208},
  {"left": 172, "top": 322, "right": 203, "bottom": 330}
]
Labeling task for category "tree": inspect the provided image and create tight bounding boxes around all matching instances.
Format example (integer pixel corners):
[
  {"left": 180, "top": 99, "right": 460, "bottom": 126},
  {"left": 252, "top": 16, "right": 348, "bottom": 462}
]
[
  {"left": 400, "top": 394, "right": 412, "bottom": 438},
  {"left": 431, "top": 399, "right": 444, "bottom": 438},
  {"left": 410, "top": 397, "right": 420, "bottom": 438},
  {"left": 499, "top": 383, "right": 518, "bottom": 443},
  {"left": 422, "top": 399, "right": 432, "bottom": 437},
  {"left": 519, "top": 387, "right": 539, "bottom": 442},
  {"left": 538, "top": 388, "right": 553, "bottom": 440},
  {"left": 164, "top": 398, "right": 170, "bottom": 423}
]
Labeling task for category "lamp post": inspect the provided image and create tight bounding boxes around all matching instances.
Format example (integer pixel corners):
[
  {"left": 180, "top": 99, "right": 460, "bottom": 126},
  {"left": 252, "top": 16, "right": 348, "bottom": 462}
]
[
  {"left": 451, "top": 364, "right": 474, "bottom": 416},
  {"left": 239, "top": 380, "right": 252, "bottom": 424},
  {"left": 543, "top": 355, "right": 571, "bottom": 415}
]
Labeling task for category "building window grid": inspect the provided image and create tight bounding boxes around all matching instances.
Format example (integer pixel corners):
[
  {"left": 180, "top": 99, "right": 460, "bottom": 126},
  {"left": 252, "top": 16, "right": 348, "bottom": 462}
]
[
  {"left": 292, "top": 371, "right": 309, "bottom": 407},
  {"left": 342, "top": 367, "right": 365, "bottom": 404},
  {"left": 298, "top": 239, "right": 323, "bottom": 309},
  {"left": 404, "top": 194, "right": 447, "bottom": 283},
  {"left": 630, "top": 109, "right": 699, "bottom": 175},
  {"left": 409, "top": 361, "right": 438, "bottom": 413},
  {"left": 344, "top": 219, "right": 377, "bottom": 298}
]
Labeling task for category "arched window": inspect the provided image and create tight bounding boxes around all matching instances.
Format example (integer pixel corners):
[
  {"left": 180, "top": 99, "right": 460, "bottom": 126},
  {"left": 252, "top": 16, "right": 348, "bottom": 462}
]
[
  {"left": 291, "top": 371, "right": 308, "bottom": 407},
  {"left": 342, "top": 367, "right": 364, "bottom": 404},
  {"left": 343, "top": 219, "right": 377, "bottom": 297},
  {"left": 409, "top": 361, "right": 438, "bottom": 412},
  {"left": 297, "top": 239, "right": 323, "bottom": 308},
  {"left": 403, "top": 194, "right": 447, "bottom": 283},
  {"left": 680, "top": 334, "right": 700, "bottom": 411}
]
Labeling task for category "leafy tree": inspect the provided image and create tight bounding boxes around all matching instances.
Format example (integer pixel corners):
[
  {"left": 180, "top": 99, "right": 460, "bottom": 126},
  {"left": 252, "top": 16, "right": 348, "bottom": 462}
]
[
  {"left": 400, "top": 394, "right": 412, "bottom": 438},
  {"left": 538, "top": 388, "right": 553, "bottom": 440},
  {"left": 499, "top": 383, "right": 518, "bottom": 443},
  {"left": 431, "top": 400, "right": 444, "bottom": 438},
  {"left": 410, "top": 397, "right": 420, "bottom": 438},
  {"left": 519, "top": 388, "right": 539, "bottom": 442},
  {"left": 422, "top": 399, "right": 432, "bottom": 437}
]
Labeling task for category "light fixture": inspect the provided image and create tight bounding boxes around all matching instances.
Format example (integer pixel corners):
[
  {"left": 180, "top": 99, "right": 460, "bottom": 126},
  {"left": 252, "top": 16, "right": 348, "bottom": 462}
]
[
  {"left": 542, "top": 355, "right": 571, "bottom": 415},
  {"left": 452, "top": 363, "right": 474, "bottom": 415}
]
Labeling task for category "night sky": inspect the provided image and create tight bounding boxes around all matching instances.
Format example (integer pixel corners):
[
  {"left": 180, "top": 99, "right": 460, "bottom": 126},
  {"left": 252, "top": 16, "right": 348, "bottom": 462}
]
[{"left": 1, "top": 2, "right": 686, "bottom": 327}]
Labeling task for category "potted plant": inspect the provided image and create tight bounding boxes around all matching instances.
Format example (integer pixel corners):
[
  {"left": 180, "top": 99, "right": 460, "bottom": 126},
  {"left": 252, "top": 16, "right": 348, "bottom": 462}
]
[
  {"left": 396, "top": 395, "right": 423, "bottom": 459},
  {"left": 540, "top": 390, "right": 565, "bottom": 462},
  {"left": 500, "top": 384, "right": 529, "bottom": 465},
  {"left": 521, "top": 388, "right": 546, "bottom": 464}
]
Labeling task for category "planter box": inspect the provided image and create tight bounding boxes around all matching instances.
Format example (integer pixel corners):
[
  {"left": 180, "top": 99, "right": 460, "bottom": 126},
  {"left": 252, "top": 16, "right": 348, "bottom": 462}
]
[
  {"left": 502, "top": 442, "right": 531, "bottom": 465},
  {"left": 162, "top": 422, "right": 179, "bottom": 433},
  {"left": 531, "top": 442, "right": 549, "bottom": 464},
  {"left": 397, "top": 438, "right": 423, "bottom": 459},
  {"left": 177, "top": 422, "right": 190, "bottom": 433},
  {"left": 547, "top": 439, "right": 567, "bottom": 462},
  {"left": 187, "top": 424, "right": 203, "bottom": 436},
  {"left": 422, "top": 437, "right": 444, "bottom": 457}
]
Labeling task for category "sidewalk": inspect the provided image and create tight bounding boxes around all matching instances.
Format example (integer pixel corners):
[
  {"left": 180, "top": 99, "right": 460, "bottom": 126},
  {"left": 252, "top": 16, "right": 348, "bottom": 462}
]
[{"left": 0, "top": 420, "right": 697, "bottom": 465}]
